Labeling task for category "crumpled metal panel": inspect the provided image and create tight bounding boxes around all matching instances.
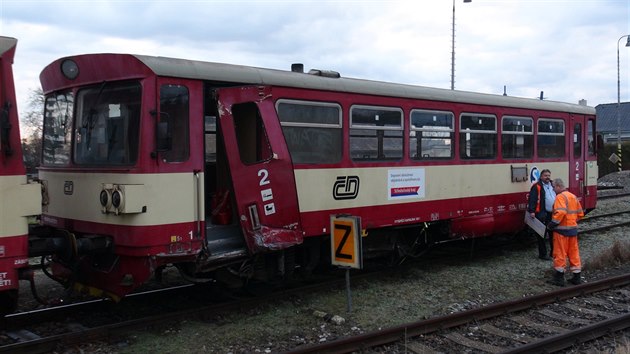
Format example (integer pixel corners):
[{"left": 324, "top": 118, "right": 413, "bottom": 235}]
[{"left": 250, "top": 225, "right": 303, "bottom": 251}]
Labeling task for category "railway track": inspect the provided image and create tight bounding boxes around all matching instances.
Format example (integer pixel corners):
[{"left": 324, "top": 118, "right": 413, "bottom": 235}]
[
  {"left": 582, "top": 209, "right": 630, "bottom": 221},
  {"left": 0, "top": 268, "right": 379, "bottom": 353},
  {"left": 596, "top": 191, "right": 630, "bottom": 200},
  {"left": 2, "top": 283, "right": 197, "bottom": 329},
  {"left": 285, "top": 273, "right": 630, "bottom": 353},
  {"left": 5, "top": 244, "right": 628, "bottom": 354},
  {"left": 580, "top": 209, "right": 630, "bottom": 234}
]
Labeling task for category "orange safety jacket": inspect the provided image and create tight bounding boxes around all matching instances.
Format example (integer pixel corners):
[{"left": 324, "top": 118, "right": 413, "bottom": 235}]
[
  {"left": 528, "top": 183, "right": 544, "bottom": 213},
  {"left": 549, "top": 191, "right": 584, "bottom": 236}
]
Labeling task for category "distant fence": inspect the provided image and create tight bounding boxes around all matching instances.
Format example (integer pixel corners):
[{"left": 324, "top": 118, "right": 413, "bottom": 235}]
[{"left": 598, "top": 142, "right": 630, "bottom": 177}]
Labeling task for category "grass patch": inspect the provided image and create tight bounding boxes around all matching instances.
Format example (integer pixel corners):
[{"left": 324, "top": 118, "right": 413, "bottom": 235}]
[{"left": 583, "top": 239, "right": 630, "bottom": 271}]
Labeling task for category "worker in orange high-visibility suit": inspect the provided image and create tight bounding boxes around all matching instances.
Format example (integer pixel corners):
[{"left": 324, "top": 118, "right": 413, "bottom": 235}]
[{"left": 546, "top": 178, "right": 584, "bottom": 286}]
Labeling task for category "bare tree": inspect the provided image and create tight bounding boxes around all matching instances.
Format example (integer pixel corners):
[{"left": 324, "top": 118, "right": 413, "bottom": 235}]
[{"left": 20, "top": 88, "right": 44, "bottom": 174}]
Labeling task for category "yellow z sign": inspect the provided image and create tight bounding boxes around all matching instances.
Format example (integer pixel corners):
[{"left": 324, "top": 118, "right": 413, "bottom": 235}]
[{"left": 330, "top": 216, "right": 362, "bottom": 269}]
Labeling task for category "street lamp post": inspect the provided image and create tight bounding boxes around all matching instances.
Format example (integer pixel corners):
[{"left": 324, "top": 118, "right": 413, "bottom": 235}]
[
  {"left": 617, "top": 34, "right": 630, "bottom": 171},
  {"left": 451, "top": 0, "right": 472, "bottom": 90}
]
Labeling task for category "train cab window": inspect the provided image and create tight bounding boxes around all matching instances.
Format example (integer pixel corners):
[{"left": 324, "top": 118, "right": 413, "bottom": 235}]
[
  {"left": 537, "top": 118, "right": 565, "bottom": 158},
  {"left": 74, "top": 82, "right": 141, "bottom": 165},
  {"left": 574, "top": 123, "right": 582, "bottom": 158},
  {"left": 276, "top": 100, "right": 342, "bottom": 164},
  {"left": 501, "top": 116, "right": 533, "bottom": 159},
  {"left": 42, "top": 91, "right": 74, "bottom": 165},
  {"left": 459, "top": 114, "right": 497, "bottom": 159},
  {"left": 350, "top": 106, "right": 403, "bottom": 161},
  {"left": 409, "top": 109, "right": 453, "bottom": 160},
  {"left": 232, "top": 102, "right": 272, "bottom": 164},
  {"left": 587, "top": 119, "right": 595, "bottom": 156},
  {"left": 159, "top": 84, "right": 190, "bottom": 162}
]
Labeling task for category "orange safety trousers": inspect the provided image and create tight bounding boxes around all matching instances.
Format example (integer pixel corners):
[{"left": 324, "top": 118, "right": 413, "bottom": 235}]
[{"left": 552, "top": 232, "right": 581, "bottom": 273}]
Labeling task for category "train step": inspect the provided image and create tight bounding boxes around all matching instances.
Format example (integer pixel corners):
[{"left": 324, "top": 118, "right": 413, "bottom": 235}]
[{"left": 205, "top": 223, "right": 246, "bottom": 256}]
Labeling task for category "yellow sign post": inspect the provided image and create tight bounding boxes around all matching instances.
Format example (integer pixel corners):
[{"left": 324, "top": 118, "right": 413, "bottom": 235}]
[{"left": 330, "top": 215, "right": 362, "bottom": 312}]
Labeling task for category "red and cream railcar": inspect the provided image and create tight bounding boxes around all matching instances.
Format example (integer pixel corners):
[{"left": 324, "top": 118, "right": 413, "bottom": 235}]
[
  {"left": 0, "top": 37, "right": 41, "bottom": 314},
  {"left": 34, "top": 53, "right": 598, "bottom": 301}
]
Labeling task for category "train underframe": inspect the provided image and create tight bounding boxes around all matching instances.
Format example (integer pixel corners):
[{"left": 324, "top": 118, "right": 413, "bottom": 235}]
[{"left": 22, "top": 211, "right": 525, "bottom": 305}]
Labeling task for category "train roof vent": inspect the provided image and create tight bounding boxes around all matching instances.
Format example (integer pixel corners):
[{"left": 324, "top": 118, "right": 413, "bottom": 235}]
[
  {"left": 291, "top": 63, "right": 304, "bottom": 73},
  {"left": 308, "top": 69, "right": 341, "bottom": 78}
]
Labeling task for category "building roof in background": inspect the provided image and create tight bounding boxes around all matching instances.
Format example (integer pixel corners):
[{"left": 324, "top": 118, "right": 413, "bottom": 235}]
[{"left": 596, "top": 102, "right": 630, "bottom": 133}]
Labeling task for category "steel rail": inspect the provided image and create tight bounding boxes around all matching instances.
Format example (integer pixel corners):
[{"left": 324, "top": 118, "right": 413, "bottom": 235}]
[
  {"left": 500, "top": 312, "right": 630, "bottom": 353},
  {"left": 285, "top": 273, "right": 630, "bottom": 354},
  {"left": 597, "top": 192, "right": 630, "bottom": 200},
  {"left": 581, "top": 220, "right": 630, "bottom": 234},
  {"left": 581, "top": 209, "right": 630, "bottom": 221}
]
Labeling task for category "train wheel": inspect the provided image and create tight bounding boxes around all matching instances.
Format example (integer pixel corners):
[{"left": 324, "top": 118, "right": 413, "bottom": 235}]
[{"left": 0, "top": 289, "right": 18, "bottom": 316}]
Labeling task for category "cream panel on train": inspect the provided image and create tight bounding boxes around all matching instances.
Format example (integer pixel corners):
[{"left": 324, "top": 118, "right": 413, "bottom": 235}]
[
  {"left": 40, "top": 172, "right": 202, "bottom": 226},
  {"left": 293, "top": 163, "right": 570, "bottom": 213}
]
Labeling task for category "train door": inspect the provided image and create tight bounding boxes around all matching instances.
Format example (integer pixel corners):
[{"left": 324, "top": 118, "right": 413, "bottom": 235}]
[
  {"left": 583, "top": 117, "right": 598, "bottom": 210},
  {"left": 155, "top": 78, "right": 206, "bottom": 257},
  {"left": 214, "top": 86, "right": 303, "bottom": 252},
  {"left": 569, "top": 115, "right": 585, "bottom": 200}
]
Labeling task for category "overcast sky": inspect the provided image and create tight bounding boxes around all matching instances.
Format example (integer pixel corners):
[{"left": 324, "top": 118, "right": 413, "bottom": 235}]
[{"left": 1, "top": 0, "right": 629, "bottom": 120}]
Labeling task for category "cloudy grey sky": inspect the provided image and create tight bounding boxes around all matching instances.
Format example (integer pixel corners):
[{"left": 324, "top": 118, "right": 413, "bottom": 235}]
[{"left": 1, "top": 0, "right": 629, "bottom": 119}]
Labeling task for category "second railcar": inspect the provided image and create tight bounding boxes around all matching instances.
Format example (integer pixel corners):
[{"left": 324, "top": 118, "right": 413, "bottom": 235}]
[
  {"left": 0, "top": 36, "right": 41, "bottom": 314},
  {"left": 33, "top": 54, "right": 598, "bottom": 301}
]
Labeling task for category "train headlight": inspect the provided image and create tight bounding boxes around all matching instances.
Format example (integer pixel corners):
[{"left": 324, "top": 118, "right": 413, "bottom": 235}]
[
  {"left": 100, "top": 189, "right": 111, "bottom": 208},
  {"left": 112, "top": 189, "right": 123, "bottom": 209},
  {"left": 61, "top": 59, "right": 79, "bottom": 80},
  {"left": 100, "top": 184, "right": 114, "bottom": 213},
  {"left": 102, "top": 184, "right": 145, "bottom": 215}
]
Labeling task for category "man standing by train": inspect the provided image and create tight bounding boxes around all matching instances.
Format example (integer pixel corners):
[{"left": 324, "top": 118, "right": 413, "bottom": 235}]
[
  {"left": 546, "top": 178, "right": 584, "bottom": 286},
  {"left": 528, "top": 169, "right": 555, "bottom": 260}
]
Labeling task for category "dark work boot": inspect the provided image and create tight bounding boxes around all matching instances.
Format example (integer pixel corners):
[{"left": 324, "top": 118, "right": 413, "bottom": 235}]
[
  {"left": 547, "top": 270, "right": 565, "bottom": 287},
  {"left": 568, "top": 272, "right": 582, "bottom": 285}
]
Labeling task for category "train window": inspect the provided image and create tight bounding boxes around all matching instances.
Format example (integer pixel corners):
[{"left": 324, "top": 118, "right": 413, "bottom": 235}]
[
  {"left": 587, "top": 119, "right": 595, "bottom": 156},
  {"left": 233, "top": 102, "right": 272, "bottom": 164},
  {"left": 159, "top": 84, "right": 190, "bottom": 162},
  {"left": 205, "top": 115, "right": 217, "bottom": 162},
  {"left": 409, "top": 109, "right": 454, "bottom": 160},
  {"left": 574, "top": 123, "right": 582, "bottom": 158},
  {"left": 42, "top": 91, "right": 74, "bottom": 165},
  {"left": 276, "top": 100, "right": 342, "bottom": 164},
  {"left": 501, "top": 116, "right": 533, "bottom": 159},
  {"left": 350, "top": 105, "right": 403, "bottom": 161},
  {"left": 459, "top": 114, "right": 497, "bottom": 159},
  {"left": 74, "top": 82, "right": 141, "bottom": 165},
  {"left": 537, "top": 118, "right": 565, "bottom": 158}
]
